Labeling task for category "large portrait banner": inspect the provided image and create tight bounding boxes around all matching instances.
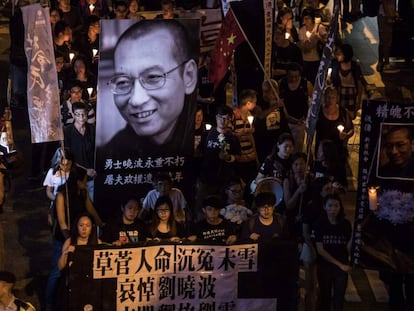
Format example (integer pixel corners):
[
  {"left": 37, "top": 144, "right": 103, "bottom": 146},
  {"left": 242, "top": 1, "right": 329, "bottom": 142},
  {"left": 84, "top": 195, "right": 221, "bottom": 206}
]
[
  {"left": 353, "top": 99, "right": 414, "bottom": 273},
  {"left": 95, "top": 19, "right": 200, "bottom": 219}
]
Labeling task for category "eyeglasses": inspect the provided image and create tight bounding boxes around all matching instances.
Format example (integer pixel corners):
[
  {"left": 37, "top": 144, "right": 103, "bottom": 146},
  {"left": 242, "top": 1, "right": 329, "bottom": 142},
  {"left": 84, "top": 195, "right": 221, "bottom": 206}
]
[
  {"left": 108, "top": 60, "right": 189, "bottom": 94},
  {"left": 74, "top": 112, "right": 87, "bottom": 118}
]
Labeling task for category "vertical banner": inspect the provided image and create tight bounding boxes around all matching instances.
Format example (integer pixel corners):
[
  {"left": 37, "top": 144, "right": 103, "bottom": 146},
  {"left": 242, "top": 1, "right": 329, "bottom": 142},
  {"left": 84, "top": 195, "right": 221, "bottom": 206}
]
[
  {"left": 22, "top": 4, "right": 63, "bottom": 143},
  {"left": 263, "top": 0, "right": 273, "bottom": 79},
  {"left": 353, "top": 99, "right": 414, "bottom": 273},
  {"left": 95, "top": 19, "right": 200, "bottom": 219},
  {"left": 305, "top": 0, "right": 339, "bottom": 147}
]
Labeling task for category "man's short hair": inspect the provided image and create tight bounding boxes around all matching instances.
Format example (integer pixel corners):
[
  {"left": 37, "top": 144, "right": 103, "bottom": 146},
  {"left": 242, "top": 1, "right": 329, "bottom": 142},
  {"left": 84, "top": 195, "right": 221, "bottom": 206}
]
[
  {"left": 153, "top": 171, "right": 172, "bottom": 183},
  {"left": 115, "top": 20, "right": 195, "bottom": 65},
  {"left": 216, "top": 105, "right": 233, "bottom": 117},
  {"left": 86, "top": 15, "right": 100, "bottom": 29},
  {"left": 287, "top": 62, "right": 302, "bottom": 74},
  {"left": 0, "top": 271, "right": 16, "bottom": 284},
  {"left": 72, "top": 101, "right": 87, "bottom": 113},
  {"left": 385, "top": 125, "right": 414, "bottom": 141},
  {"left": 239, "top": 89, "right": 257, "bottom": 107},
  {"left": 161, "top": 0, "right": 174, "bottom": 6},
  {"left": 69, "top": 79, "right": 83, "bottom": 91},
  {"left": 54, "top": 20, "right": 69, "bottom": 37},
  {"left": 203, "top": 195, "right": 224, "bottom": 210},
  {"left": 254, "top": 192, "right": 276, "bottom": 207}
]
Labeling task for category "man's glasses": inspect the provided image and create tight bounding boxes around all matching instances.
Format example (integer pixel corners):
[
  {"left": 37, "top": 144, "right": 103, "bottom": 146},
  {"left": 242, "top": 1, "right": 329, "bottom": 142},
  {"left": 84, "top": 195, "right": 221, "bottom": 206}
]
[
  {"left": 74, "top": 112, "right": 87, "bottom": 118},
  {"left": 108, "top": 60, "right": 189, "bottom": 94}
]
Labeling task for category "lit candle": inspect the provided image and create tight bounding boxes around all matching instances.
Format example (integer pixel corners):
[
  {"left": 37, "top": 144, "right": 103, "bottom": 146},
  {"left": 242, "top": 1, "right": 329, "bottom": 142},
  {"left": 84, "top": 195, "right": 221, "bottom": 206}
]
[
  {"left": 69, "top": 52, "right": 75, "bottom": 62},
  {"left": 87, "top": 87, "right": 93, "bottom": 98},
  {"left": 89, "top": 3, "right": 95, "bottom": 12},
  {"left": 205, "top": 123, "right": 212, "bottom": 131},
  {"left": 368, "top": 187, "right": 378, "bottom": 211},
  {"left": 327, "top": 67, "right": 332, "bottom": 79},
  {"left": 337, "top": 124, "right": 344, "bottom": 133},
  {"left": 285, "top": 32, "right": 290, "bottom": 40},
  {"left": 305, "top": 31, "right": 311, "bottom": 39},
  {"left": 92, "top": 49, "right": 98, "bottom": 57},
  {"left": 247, "top": 115, "right": 254, "bottom": 125}
]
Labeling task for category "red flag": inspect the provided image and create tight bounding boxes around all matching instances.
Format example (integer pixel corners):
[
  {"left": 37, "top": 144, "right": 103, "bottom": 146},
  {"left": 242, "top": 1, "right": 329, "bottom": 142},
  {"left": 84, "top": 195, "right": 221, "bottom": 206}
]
[{"left": 209, "top": 8, "right": 246, "bottom": 90}]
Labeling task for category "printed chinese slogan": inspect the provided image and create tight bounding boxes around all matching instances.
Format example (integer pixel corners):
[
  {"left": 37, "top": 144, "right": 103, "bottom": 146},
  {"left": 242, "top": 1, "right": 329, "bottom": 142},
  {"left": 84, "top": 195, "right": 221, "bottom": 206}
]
[
  {"left": 66, "top": 241, "right": 298, "bottom": 310},
  {"left": 22, "top": 3, "right": 63, "bottom": 143},
  {"left": 353, "top": 100, "right": 414, "bottom": 273},
  {"left": 94, "top": 19, "right": 200, "bottom": 219}
]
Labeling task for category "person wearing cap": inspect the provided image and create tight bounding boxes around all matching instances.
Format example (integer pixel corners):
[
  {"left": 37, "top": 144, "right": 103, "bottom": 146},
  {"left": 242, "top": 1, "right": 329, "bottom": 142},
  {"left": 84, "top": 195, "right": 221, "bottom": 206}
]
[
  {"left": 240, "top": 192, "right": 286, "bottom": 243},
  {"left": 188, "top": 195, "right": 237, "bottom": 245},
  {"left": 0, "top": 271, "right": 36, "bottom": 311}
]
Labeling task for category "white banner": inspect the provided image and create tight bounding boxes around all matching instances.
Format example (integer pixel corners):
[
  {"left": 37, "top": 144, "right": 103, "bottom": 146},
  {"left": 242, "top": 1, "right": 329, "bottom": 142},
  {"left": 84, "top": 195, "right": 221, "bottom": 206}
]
[
  {"left": 92, "top": 244, "right": 258, "bottom": 309},
  {"left": 22, "top": 4, "right": 63, "bottom": 143}
]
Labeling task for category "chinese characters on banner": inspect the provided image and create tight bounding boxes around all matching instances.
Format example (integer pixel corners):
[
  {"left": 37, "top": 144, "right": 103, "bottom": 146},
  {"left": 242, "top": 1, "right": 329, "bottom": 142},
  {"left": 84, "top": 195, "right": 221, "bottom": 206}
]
[
  {"left": 353, "top": 100, "right": 414, "bottom": 273},
  {"left": 22, "top": 4, "right": 63, "bottom": 143},
  {"left": 68, "top": 241, "right": 299, "bottom": 310},
  {"left": 94, "top": 244, "right": 257, "bottom": 310},
  {"left": 94, "top": 19, "right": 200, "bottom": 219}
]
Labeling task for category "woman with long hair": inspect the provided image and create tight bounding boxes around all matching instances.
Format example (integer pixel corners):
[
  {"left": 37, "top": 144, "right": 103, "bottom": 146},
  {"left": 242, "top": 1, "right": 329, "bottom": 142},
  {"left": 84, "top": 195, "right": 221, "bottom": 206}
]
[
  {"left": 298, "top": 7, "right": 327, "bottom": 83},
  {"left": 314, "top": 193, "right": 352, "bottom": 311},
  {"left": 315, "top": 86, "right": 354, "bottom": 190},
  {"left": 283, "top": 152, "right": 312, "bottom": 238},
  {"left": 147, "top": 196, "right": 186, "bottom": 242},
  {"left": 45, "top": 167, "right": 103, "bottom": 311},
  {"left": 255, "top": 132, "right": 295, "bottom": 185},
  {"left": 58, "top": 213, "right": 100, "bottom": 270}
]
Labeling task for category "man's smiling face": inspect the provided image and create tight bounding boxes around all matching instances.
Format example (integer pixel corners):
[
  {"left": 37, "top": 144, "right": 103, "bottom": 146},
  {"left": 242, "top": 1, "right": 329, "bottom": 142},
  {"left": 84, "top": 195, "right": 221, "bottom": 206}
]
[{"left": 113, "top": 29, "right": 189, "bottom": 145}]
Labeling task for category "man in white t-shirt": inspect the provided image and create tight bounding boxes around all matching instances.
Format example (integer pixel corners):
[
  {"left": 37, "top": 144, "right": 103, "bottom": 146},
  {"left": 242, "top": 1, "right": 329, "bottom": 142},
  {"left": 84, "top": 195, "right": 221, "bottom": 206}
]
[{"left": 139, "top": 172, "right": 188, "bottom": 223}]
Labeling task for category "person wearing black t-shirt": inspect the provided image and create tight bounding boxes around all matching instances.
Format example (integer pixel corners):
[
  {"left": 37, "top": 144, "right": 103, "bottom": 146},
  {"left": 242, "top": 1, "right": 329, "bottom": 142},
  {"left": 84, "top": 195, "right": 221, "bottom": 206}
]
[
  {"left": 255, "top": 132, "right": 294, "bottom": 185},
  {"left": 241, "top": 192, "right": 286, "bottom": 243},
  {"left": 188, "top": 195, "right": 237, "bottom": 245},
  {"left": 314, "top": 193, "right": 352, "bottom": 311},
  {"left": 101, "top": 197, "right": 148, "bottom": 245}
]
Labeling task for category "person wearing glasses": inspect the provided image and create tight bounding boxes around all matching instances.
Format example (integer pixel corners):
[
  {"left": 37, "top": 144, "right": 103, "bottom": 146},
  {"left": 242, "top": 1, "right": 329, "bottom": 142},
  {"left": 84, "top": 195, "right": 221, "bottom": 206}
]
[
  {"left": 378, "top": 125, "right": 414, "bottom": 180},
  {"left": 64, "top": 102, "right": 97, "bottom": 200},
  {"left": 102, "top": 19, "right": 198, "bottom": 157},
  {"left": 240, "top": 192, "right": 286, "bottom": 243}
]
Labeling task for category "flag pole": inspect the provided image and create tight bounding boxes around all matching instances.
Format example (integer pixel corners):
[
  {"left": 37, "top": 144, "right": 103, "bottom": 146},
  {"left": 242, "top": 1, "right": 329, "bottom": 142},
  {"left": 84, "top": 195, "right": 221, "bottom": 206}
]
[{"left": 230, "top": 8, "right": 280, "bottom": 100}]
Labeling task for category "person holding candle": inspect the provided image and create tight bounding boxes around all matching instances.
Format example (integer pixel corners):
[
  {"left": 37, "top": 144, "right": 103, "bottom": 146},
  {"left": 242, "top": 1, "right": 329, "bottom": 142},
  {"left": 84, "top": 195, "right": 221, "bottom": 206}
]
[
  {"left": 298, "top": 7, "right": 327, "bottom": 84},
  {"left": 329, "top": 43, "right": 364, "bottom": 120},
  {"left": 66, "top": 56, "right": 97, "bottom": 102},
  {"left": 315, "top": 86, "right": 354, "bottom": 187},
  {"left": 53, "top": 21, "right": 72, "bottom": 69},
  {"left": 233, "top": 89, "right": 259, "bottom": 188},
  {"left": 61, "top": 80, "right": 96, "bottom": 126},
  {"left": 71, "top": 15, "right": 100, "bottom": 76}
]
